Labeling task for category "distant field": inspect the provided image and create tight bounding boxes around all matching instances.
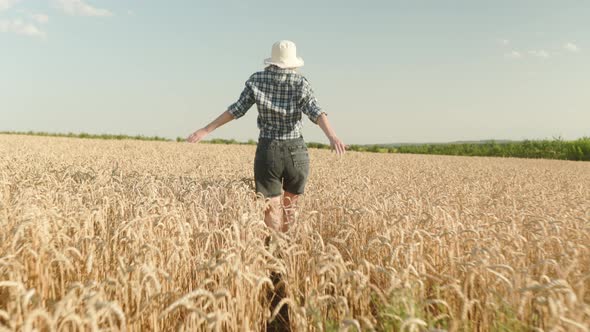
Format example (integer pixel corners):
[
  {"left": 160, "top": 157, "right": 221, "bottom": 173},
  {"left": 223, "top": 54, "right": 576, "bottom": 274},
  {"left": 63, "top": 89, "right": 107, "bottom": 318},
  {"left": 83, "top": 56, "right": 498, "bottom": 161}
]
[
  {"left": 2, "top": 130, "right": 589, "bottom": 161},
  {"left": 0, "top": 134, "right": 589, "bottom": 331}
]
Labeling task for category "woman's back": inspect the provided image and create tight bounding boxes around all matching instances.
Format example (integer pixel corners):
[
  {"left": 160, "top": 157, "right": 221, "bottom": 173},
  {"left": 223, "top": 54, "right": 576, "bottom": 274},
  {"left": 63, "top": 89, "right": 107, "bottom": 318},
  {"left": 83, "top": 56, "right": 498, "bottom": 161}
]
[{"left": 227, "top": 65, "right": 324, "bottom": 140}]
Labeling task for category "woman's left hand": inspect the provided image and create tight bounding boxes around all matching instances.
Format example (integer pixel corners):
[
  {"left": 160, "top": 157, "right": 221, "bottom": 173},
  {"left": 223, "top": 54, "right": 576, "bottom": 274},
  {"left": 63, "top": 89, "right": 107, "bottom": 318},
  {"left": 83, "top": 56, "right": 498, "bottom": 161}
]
[{"left": 186, "top": 128, "right": 209, "bottom": 143}]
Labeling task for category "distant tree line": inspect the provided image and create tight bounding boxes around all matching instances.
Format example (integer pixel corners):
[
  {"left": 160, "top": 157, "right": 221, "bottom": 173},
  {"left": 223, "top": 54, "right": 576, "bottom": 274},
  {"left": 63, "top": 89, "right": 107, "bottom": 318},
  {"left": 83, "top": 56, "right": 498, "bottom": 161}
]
[
  {"left": 394, "top": 138, "right": 590, "bottom": 161},
  {"left": 1, "top": 131, "right": 170, "bottom": 142},
  {"left": 2, "top": 131, "right": 588, "bottom": 161}
]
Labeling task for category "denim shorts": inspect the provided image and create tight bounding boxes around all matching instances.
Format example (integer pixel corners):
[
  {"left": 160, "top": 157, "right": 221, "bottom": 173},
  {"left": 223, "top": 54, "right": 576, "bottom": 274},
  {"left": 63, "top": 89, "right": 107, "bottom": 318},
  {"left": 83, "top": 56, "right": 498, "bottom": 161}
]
[{"left": 254, "top": 137, "right": 310, "bottom": 198}]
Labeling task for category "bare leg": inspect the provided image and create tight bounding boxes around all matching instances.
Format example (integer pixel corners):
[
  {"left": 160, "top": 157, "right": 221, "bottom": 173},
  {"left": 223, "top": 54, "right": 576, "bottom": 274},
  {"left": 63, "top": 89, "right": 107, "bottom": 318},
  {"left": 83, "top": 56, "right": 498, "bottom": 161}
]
[
  {"left": 282, "top": 192, "right": 300, "bottom": 232},
  {"left": 264, "top": 196, "right": 283, "bottom": 232}
]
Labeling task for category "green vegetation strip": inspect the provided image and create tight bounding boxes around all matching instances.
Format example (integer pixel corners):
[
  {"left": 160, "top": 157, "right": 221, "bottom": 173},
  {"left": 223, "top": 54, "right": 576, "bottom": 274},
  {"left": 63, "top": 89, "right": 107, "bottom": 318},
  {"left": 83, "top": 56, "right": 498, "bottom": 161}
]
[
  {"left": 2, "top": 131, "right": 588, "bottom": 161},
  {"left": 190, "top": 137, "right": 590, "bottom": 161},
  {"left": 394, "top": 138, "right": 590, "bottom": 161},
  {"left": 0, "top": 131, "right": 170, "bottom": 142}
]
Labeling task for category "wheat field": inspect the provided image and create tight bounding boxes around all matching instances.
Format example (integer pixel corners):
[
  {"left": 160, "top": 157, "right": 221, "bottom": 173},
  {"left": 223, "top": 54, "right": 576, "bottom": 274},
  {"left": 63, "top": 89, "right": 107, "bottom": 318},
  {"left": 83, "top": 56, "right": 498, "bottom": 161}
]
[{"left": 0, "top": 134, "right": 588, "bottom": 332}]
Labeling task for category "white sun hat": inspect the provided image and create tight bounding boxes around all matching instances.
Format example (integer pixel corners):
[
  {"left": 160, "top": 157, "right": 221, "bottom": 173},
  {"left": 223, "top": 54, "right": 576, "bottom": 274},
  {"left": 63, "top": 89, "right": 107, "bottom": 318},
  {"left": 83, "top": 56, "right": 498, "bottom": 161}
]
[{"left": 264, "top": 40, "right": 304, "bottom": 69}]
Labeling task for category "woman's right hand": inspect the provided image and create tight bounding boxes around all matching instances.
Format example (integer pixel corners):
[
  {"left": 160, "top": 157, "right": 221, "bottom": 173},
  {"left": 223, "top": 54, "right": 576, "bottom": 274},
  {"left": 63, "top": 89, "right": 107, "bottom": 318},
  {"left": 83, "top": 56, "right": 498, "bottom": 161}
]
[
  {"left": 329, "top": 136, "right": 347, "bottom": 156},
  {"left": 317, "top": 113, "right": 346, "bottom": 156},
  {"left": 186, "top": 128, "right": 210, "bottom": 143}
]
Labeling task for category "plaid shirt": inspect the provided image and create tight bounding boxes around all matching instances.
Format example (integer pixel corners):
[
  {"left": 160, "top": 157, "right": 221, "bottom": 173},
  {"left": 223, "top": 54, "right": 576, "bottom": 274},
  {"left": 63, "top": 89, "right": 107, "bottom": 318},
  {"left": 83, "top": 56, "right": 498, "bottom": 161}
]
[{"left": 227, "top": 65, "right": 325, "bottom": 140}]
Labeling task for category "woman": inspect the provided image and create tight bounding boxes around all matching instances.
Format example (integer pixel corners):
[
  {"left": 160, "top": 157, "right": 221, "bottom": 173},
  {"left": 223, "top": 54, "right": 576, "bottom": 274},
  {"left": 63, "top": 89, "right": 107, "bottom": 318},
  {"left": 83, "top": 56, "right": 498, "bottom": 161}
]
[{"left": 187, "top": 40, "right": 346, "bottom": 233}]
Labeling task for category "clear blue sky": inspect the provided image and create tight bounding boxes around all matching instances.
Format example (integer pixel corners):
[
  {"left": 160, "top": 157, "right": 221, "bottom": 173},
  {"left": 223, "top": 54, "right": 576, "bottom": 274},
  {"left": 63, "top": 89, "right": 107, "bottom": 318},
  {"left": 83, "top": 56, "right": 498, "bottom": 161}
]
[{"left": 1, "top": 0, "right": 588, "bottom": 144}]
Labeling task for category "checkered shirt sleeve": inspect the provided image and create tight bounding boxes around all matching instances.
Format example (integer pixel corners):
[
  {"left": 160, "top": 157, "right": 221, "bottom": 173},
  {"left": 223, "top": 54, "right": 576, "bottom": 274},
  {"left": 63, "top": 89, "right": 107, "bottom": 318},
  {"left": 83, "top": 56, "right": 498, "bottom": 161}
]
[
  {"left": 300, "top": 78, "right": 325, "bottom": 124},
  {"left": 227, "top": 83, "right": 255, "bottom": 119}
]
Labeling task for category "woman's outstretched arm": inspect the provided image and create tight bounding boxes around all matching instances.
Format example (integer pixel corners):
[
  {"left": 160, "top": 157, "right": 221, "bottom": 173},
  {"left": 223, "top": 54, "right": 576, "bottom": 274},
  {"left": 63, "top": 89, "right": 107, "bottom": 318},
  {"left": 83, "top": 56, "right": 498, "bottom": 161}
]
[
  {"left": 317, "top": 113, "right": 346, "bottom": 155},
  {"left": 188, "top": 81, "right": 254, "bottom": 143},
  {"left": 186, "top": 110, "right": 235, "bottom": 143}
]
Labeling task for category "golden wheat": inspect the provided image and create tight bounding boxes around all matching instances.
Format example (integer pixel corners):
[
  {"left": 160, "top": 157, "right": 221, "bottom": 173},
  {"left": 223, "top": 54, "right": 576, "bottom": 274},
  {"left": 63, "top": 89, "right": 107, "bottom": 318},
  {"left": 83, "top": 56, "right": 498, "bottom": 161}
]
[{"left": 0, "top": 134, "right": 589, "bottom": 331}]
